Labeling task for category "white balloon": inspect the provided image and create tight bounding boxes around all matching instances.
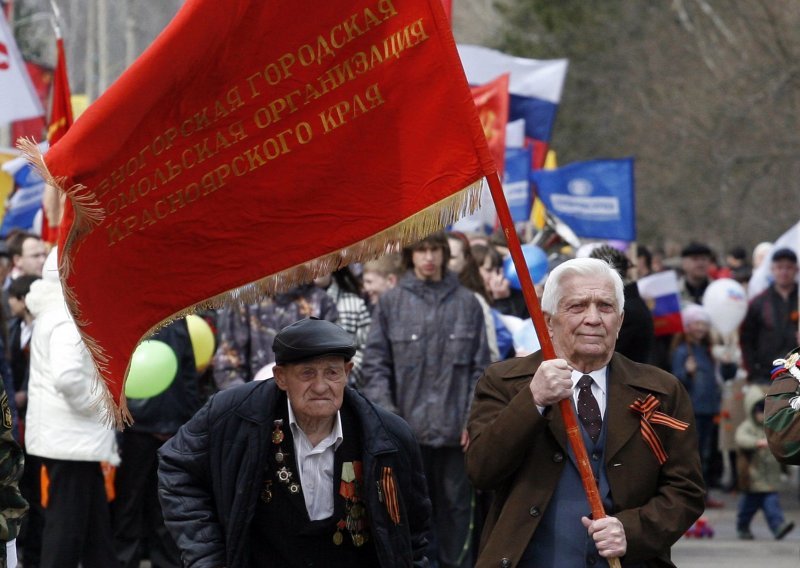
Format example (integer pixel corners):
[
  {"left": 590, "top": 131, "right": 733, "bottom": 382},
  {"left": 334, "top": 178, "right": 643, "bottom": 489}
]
[{"left": 702, "top": 278, "right": 748, "bottom": 335}]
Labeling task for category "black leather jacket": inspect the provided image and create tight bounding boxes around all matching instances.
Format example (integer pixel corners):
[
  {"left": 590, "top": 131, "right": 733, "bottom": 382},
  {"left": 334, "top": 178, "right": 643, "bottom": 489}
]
[{"left": 157, "top": 380, "right": 431, "bottom": 568}]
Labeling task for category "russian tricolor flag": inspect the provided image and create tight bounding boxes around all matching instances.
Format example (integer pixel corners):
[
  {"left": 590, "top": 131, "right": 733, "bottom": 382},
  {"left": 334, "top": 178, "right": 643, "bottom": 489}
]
[
  {"left": 0, "top": 153, "right": 46, "bottom": 237},
  {"left": 457, "top": 45, "right": 568, "bottom": 168},
  {"left": 637, "top": 270, "right": 683, "bottom": 337}
]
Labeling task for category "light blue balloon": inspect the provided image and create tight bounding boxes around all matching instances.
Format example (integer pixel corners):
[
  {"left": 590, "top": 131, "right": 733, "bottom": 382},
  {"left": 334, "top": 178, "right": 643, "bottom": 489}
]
[
  {"left": 503, "top": 244, "right": 548, "bottom": 290},
  {"left": 512, "top": 318, "right": 541, "bottom": 353}
]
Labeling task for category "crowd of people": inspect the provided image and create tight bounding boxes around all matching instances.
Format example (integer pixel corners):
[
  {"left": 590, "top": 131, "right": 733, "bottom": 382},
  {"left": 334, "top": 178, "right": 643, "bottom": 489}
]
[{"left": 0, "top": 226, "right": 796, "bottom": 566}]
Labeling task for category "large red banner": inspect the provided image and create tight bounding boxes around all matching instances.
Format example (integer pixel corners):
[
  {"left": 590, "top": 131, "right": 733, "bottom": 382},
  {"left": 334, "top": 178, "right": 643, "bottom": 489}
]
[{"left": 22, "top": 0, "right": 494, "bottom": 425}]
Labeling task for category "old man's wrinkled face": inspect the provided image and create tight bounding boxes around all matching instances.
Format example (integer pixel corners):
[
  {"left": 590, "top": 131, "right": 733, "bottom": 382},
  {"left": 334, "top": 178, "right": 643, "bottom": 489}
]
[
  {"left": 273, "top": 355, "right": 351, "bottom": 423},
  {"left": 546, "top": 273, "right": 623, "bottom": 372}
]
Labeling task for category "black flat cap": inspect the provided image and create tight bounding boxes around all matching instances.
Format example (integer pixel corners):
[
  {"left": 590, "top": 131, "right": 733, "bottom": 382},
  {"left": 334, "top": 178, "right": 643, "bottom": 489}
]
[
  {"left": 772, "top": 247, "right": 798, "bottom": 264},
  {"left": 681, "top": 242, "right": 713, "bottom": 258},
  {"left": 272, "top": 318, "right": 356, "bottom": 364}
]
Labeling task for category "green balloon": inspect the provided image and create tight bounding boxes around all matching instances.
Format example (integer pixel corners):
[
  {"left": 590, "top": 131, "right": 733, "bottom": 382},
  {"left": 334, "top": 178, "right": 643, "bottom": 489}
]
[{"left": 124, "top": 340, "right": 178, "bottom": 399}]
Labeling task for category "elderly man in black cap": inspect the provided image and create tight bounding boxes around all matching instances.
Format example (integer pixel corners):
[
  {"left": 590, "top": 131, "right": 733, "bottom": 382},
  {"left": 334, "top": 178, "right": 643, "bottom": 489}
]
[{"left": 158, "top": 318, "right": 432, "bottom": 568}]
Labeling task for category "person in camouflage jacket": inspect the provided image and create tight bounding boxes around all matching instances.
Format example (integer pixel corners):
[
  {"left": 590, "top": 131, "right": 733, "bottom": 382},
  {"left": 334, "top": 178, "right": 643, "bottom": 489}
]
[
  {"left": 765, "top": 347, "right": 800, "bottom": 465},
  {"left": 0, "top": 380, "right": 28, "bottom": 567},
  {"left": 212, "top": 284, "right": 337, "bottom": 389}
]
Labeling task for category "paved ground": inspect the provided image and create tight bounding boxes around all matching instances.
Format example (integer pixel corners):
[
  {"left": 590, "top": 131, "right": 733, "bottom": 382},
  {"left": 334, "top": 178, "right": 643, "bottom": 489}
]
[{"left": 672, "top": 482, "right": 800, "bottom": 567}]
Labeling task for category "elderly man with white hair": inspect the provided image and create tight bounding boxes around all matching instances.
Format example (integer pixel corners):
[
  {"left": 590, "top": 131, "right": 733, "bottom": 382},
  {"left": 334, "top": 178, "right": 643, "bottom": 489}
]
[{"left": 466, "top": 257, "right": 705, "bottom": 568}]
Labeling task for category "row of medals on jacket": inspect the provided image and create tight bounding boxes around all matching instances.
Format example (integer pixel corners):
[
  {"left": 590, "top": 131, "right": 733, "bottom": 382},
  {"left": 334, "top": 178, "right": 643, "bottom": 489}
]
[{"left": 262, "top": 419, "right": 369, "bottom": 547}]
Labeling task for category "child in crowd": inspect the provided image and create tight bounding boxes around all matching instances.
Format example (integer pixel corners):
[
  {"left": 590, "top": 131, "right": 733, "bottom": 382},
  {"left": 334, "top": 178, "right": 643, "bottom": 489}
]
[
  {"left": 735, "top": 385, "right": 795, "bottom": 540},
  {"left": 672, "top": 304, "right": 722, "bottom": 504},
  {"left": 361, "top": 254, "right": 402, "bottom": 310}
]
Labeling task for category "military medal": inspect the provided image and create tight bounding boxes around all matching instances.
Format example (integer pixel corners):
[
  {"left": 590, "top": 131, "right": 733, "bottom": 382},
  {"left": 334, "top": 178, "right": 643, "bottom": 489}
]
[
  {"left": 336, "top": 461, "right": 369, "bottom": 547},
  {"left": 350, "top": 503, "right": 365, "bottom": 519},
  {"left": 272, "top": 419, "right": 285, "bottom": 444},
  {"left": 260, "top": 480, "right": 273, "bottom": 503},
  {"left": 333, "top": 521, "right": 345, "bottom": 546},
  {"left": 277, "top": 466, "right": 292, "bottom": 483},
  {"left": 270, "top": 419, "right": 303, "bottom": 497},
  {"left": 340, "top": 462, "right": 356, "bottom": 499}
]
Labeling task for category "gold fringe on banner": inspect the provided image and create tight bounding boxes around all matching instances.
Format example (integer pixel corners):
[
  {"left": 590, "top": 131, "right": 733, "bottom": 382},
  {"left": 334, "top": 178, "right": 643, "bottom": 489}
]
[
  {"left": 16, "top": 136, "right": 485, "bottom": 428},
  {"left": 16, "top": 138, "right": 105, "bottom": 279}
]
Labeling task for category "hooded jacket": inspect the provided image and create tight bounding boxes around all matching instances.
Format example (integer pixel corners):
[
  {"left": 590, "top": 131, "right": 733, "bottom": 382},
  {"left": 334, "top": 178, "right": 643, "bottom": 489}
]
[
  {"left": 24, "top": 249, "right": 118, "bottom": 464},
  {"left": 735, "top": 385, "right": 782, "bottom": 492}
]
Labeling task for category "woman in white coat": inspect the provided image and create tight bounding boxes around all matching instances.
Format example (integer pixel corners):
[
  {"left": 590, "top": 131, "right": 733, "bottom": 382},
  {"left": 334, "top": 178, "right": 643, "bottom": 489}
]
[{"left": 24, "top": 248, "right": 118, "bottom": 568}]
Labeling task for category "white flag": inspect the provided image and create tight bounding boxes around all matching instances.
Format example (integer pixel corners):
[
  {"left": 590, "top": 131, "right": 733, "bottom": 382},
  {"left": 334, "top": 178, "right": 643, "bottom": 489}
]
[{"left": 0, "top": 13, "right": 44, "bottom": 124}]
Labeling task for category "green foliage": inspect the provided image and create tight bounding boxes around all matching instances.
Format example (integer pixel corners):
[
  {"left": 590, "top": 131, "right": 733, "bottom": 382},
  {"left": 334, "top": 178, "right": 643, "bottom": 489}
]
[
  {"left": 487, "top": 1, "right": 800, "bottom": 250},
  {"left": 494, "top": 0, "right": 618, "bottom": 58}
]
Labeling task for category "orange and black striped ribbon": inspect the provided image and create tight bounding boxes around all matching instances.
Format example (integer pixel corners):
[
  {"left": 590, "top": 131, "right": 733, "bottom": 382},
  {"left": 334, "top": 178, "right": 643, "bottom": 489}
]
[
  {"left": 380, "top": 466, "right": 401, "bottom": 525},
  {"left": 629, "top": 394, "right": 689, "bottom": 465}
]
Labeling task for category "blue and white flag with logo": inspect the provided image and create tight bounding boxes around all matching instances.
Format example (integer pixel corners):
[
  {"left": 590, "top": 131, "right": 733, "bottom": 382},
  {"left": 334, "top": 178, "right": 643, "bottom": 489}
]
[
  {"left": 504, "top": 146, "right": 532, "bottom": 223},
  {"left": 530, "top": 157, "right": 635, "bottom": 241}
]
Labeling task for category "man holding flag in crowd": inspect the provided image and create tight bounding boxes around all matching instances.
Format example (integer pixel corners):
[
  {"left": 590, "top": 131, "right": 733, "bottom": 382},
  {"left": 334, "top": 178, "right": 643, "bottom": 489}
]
[{"left": 466, "top": 258, "right": 705, "bottom": 567}]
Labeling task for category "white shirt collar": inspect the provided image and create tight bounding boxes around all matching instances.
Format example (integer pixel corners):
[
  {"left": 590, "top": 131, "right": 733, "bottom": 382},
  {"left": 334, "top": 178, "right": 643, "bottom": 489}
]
[
  {"left": 571, "top": 366, "right": 608, "bottom": 418},
  {"left": 571, "top": 366, "right": 608, "bottom": 394},
  {"left": 286, "top": 399, "right": 344, "bottom": 451}
]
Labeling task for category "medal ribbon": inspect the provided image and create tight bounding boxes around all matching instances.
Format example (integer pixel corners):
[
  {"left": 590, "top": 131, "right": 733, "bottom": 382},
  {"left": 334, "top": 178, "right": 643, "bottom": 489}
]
[
  {"left": 772, "top": 352, "right": 800, "bottom": 382},
  {"left": 340, "top": 462, "right": 356, "bottom": 500},
  {"left": 336, "top": 461, "right": 368, "bottom": 546},
  {"left": 380, "top": 466, "right": 401, "bottom": 525},
  {"left": 629, "top": 394, "right": 689, "bottom": 465}
]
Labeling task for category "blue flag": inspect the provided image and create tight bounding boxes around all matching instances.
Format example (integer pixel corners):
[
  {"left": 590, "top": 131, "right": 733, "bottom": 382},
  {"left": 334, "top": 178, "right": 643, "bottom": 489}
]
[
  {"left": 504, "top": 147, "right": 532, "bottom": 223},
  {"left": 530, "top": 158, "right": 635, "bottom": 241},
  {"left": 0, "top": 162, "right": 45, "bottom": 237}
]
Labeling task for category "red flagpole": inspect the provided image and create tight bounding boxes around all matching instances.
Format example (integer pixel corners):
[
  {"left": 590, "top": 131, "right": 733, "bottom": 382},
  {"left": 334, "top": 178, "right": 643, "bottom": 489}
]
[{"left": 486, "top": 172, "right": 622, "bottom": 568}]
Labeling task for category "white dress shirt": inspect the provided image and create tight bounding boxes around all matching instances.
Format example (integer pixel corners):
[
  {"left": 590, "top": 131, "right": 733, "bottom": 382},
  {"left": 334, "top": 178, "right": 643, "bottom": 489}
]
[
  {"left": 287, "top": 400, "right": 344, "bottom": 520},
  {"left": 571, "top": 367, "right": 608, "bottom": 418},
  {"left": 535, "top": 365, "right": 609, "bottom": 417}
]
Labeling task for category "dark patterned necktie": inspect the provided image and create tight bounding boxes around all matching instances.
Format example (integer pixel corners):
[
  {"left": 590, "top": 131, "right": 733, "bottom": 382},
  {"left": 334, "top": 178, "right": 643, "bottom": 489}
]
[{"left": 576, "top": 375, "right": 602, "bottom": 443}]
